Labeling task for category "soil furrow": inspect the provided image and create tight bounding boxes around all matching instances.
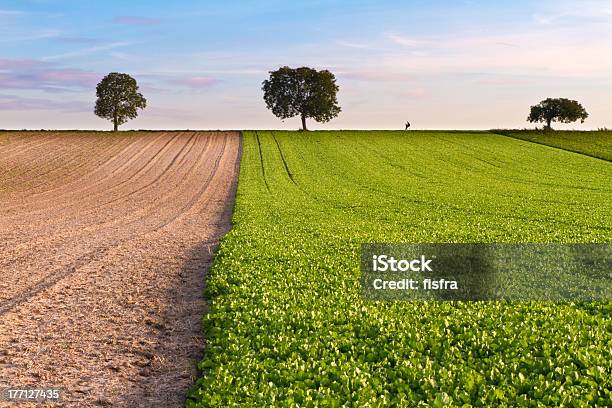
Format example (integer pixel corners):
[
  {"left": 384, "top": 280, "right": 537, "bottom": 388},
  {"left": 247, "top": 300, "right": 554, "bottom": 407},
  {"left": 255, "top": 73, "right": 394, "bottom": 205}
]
[
  {"left": 0, "top": 134, "right": 216, "bottom": 293},
  {"left": 0, "top": 131, "right": 240, "bottom": 407}
]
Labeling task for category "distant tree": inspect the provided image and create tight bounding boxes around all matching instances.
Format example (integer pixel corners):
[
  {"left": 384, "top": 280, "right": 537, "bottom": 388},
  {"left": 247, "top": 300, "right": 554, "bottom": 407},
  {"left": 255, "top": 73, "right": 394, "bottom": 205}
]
[
  {"left": 262, "top": 66, "right": 340, "bottom": 130},
  {"left": 527, "top": 98, "right": 588, "bottom": 130},
  {"left": 95, "top": 72, "right": 147, "bottom": 131}
]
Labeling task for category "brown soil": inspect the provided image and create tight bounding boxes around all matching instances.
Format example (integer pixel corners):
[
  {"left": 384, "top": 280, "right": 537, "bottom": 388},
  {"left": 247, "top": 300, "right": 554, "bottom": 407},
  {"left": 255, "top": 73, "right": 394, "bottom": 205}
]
[{"left": 0, "top": 131, "right": 241, "bottom": 407}]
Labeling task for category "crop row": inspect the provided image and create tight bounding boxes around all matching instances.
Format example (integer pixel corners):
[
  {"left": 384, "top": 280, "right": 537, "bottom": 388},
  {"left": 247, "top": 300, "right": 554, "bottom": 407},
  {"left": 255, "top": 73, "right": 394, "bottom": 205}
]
[{"left": 188, "top": 131, "right": 611, "bottom": 407}]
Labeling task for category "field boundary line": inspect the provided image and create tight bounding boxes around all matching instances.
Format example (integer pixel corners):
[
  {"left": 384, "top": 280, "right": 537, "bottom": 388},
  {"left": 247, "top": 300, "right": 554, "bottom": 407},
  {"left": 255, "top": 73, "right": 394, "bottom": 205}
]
[{"left": 490, "top": 131, "right": 612, "bottom": 162}]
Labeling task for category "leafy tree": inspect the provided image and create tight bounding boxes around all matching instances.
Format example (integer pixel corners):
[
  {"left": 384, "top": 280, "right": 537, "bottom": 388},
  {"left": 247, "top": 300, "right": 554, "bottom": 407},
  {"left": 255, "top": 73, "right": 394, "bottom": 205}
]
[
  {"left": 527, "top": 98, "right": 588, "bottom": 130},
  {"left": 95, "top": 72, "right": 147, "bottom": 131},
  {"left": 262, "top": 66, "right": 340, "bottom": 130}
]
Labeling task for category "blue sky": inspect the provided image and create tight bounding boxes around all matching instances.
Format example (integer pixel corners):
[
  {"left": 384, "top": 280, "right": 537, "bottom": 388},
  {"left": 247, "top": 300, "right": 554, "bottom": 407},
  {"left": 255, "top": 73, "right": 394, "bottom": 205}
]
[{"left": 1, "top": 0, "right": 611, "bottom": 129}]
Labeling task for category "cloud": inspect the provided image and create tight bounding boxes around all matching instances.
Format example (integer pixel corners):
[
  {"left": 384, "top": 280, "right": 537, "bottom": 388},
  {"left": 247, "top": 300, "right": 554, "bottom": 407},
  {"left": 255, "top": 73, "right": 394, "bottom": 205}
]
[
  {"left": 141, "top": 106, "right": 199, "bottom": 119},
  {"left": 496, "top": 42, "right": 520, "bottom": 48},
  {"left": 0, "top": 31, "right": 61, "bottom": 43},
  {"left": 108, "top": 51, "right": 133, "bottom": 61},
  {"left": 385, "top": 33, "right": 421, "bottom": 47},
  {"left": 335, "top": 40, "right": 369, "bottom": 49},
  {"left": 133, "top": 73, "right": 220, "bottom": 93},
  {"left": 473, "top": 74, "right": 536, "bottom": 87},
  {"left": 0, "top": 59, "right": 43, "bottom": 70},
  {"left": 54, "top": 36, "right": 105, "bottom": 44},
  {"left": 532, "top": 1, "right": 612, "bottom": 25},
  {"left": 146, "top": 68, "right": 265, "bottom": 76},
  {"left": 113, "top": 16, "right": 161, "bottom": 25},
  {"left": 373, "top": 27, "right": 612, "bottom": 78},
  {"left": 0, "top": 94, "right": 89, "bottom": 112},
  {"left": 42, "top": 41, "right": 131, "bottom": 60},
  {"left": 340, "top": 70, "right": 413, "bottom": 82},
  {"left": 220, "top": 95, "right": 252, "bottom": 103},
  {"left": 0, "top": 9, "right": 24, "bottom": 16},
  {"left": 398, "top": 89, "right": 426, "bottom": 98},
  {"left": 172, "top": 76, "right": 220, "bottom": 90},
  {"left": 0, "top": 58, "right": 100, "bottom": 92}
]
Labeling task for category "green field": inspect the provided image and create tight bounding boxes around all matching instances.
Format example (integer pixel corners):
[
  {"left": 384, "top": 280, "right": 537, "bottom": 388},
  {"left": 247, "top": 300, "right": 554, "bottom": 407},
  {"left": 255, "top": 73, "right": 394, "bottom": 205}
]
[
  {"left": 188, "top": 131, "right": 611, "bottom": 407},
  {"left": 492, "top": 130, "right": 612, "bottom": 161}
]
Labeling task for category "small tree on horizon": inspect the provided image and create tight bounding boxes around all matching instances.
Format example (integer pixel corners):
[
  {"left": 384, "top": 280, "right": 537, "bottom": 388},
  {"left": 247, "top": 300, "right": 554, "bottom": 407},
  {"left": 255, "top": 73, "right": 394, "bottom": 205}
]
[
  {"left": 95, "top": 72, "right": 147, "bottom": 131},
  {"left": 262, "top": 66, "right": 340, "bottom": 130},
  {"left": 527, "top": 98, "right": 588, "bottom": 130}
]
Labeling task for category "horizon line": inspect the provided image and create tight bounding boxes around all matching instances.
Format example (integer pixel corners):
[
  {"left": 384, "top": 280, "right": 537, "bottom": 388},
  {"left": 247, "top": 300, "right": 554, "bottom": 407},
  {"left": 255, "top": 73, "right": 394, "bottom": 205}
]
[{"left": 1, "top": 128, "right": 607, "bottom": 132}]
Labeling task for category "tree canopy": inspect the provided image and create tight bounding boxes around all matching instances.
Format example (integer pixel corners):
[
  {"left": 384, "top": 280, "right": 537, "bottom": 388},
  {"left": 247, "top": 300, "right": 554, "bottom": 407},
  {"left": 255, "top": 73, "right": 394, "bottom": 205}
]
[
  {"left": 527, "top": 98, "right": 588, "bottom": 130},
  {"left": 262, "top": 66, "right": 340, "bottom": 130},
  {"left": 94, "top": 72, "right": 147, "bottom": 131}
]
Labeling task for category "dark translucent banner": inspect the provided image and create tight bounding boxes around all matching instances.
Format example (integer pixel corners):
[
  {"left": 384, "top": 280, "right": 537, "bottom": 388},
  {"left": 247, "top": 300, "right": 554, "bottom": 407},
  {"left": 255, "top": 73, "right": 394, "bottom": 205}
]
[{"left": 361, "top": 244, "right": 611, "bottom": 301}]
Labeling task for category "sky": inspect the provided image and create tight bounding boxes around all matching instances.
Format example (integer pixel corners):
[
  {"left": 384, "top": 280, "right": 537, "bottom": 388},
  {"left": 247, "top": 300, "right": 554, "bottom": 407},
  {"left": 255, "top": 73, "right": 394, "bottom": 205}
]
[{"left": 0, "top": 0, "right": 611, "bottom": 130}]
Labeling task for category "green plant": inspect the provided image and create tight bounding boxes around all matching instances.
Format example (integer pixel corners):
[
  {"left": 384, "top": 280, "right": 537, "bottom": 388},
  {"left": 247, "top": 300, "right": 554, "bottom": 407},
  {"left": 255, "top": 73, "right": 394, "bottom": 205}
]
[{"left": 188, "top": 131, "right": 611, "bottom": 407}]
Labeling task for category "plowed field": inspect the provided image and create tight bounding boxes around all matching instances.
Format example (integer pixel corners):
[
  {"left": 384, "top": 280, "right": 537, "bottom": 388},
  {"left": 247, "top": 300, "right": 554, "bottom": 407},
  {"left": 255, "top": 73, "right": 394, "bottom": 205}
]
[{"left": 0, "top": 131, "right": 241, "bottom": 407}]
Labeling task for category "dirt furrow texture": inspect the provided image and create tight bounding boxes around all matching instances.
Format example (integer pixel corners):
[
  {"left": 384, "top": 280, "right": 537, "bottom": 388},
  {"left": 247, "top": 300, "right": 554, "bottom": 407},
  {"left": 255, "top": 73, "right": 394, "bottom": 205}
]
[{"left": 0, "top": 131, "right": 241, "bottom": 407}]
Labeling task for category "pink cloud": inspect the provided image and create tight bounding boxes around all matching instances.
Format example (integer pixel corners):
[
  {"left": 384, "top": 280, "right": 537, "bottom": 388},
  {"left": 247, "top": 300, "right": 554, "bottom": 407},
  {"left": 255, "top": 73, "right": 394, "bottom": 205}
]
[
  {"left": 473, "top": 74, "right": 537, "bottom": 87},
  {"left": 0, "top": 94, "right": 89, "bottom": 112},
  {"left": 340, "top": 70, "right": 414, "bottom": 82},
  {"left": 113, "top": 16, "right": 161, "bottom": 25},
  {"left": 141, "top": 106, "right": 200, "bottom": 119},
  {"left": 0, "top": 60, "right": 216, "bottom": 107},
  {"left": 0, "top": 59, "right": 44, "bottom": 70},
  {"left": 172, "top": 76, "right": 220, "bottom": 89},
  {"left": 0, "top": 58, "right": 100, "bottom": 91},
  {"left": 40, "top": 69, "right": 99, "bottom": 85},
  {"left": 398, "top": 89, "right": 426, "bottom": 98}
]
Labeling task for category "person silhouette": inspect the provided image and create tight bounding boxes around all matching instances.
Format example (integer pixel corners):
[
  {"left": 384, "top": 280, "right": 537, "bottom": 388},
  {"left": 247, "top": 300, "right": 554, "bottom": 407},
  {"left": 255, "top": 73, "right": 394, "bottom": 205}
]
[{"left": 405, "top": 121, "right": 411, "bottom": 130}]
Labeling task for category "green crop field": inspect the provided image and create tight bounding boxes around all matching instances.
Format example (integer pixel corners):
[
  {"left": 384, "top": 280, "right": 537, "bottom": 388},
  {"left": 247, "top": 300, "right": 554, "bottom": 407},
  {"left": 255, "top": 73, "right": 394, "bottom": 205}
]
[
  {"left": 492, "top": 130, "right": 612, "bottom": 161},
  {"left": 188, "top": 131, "right": 611, "bottom": 407}
]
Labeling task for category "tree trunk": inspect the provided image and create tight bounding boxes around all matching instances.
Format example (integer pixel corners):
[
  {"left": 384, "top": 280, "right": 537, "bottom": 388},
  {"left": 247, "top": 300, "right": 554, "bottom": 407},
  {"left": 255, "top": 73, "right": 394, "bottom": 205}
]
[
  {"left": 301, "top": 114, "right": 307, "bottom": 131},
  {"left": 545, "top": 117, "right": 552, "bottom": 130},
  {"left": 113, "top": 110, "right": 118, "bottom": 131}
]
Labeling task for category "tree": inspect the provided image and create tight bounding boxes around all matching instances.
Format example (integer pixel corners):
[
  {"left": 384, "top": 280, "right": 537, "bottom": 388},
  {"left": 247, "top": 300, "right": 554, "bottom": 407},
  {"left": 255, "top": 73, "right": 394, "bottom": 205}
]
[
  {"left": 95, "top": 72, "right": 147, "bottom": 131},
  {"left": 262, "top": 66, "right": 340, "bottom": 130},
  {"left": 527, "top": 98, "right": 588, "bottom": 130}
]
